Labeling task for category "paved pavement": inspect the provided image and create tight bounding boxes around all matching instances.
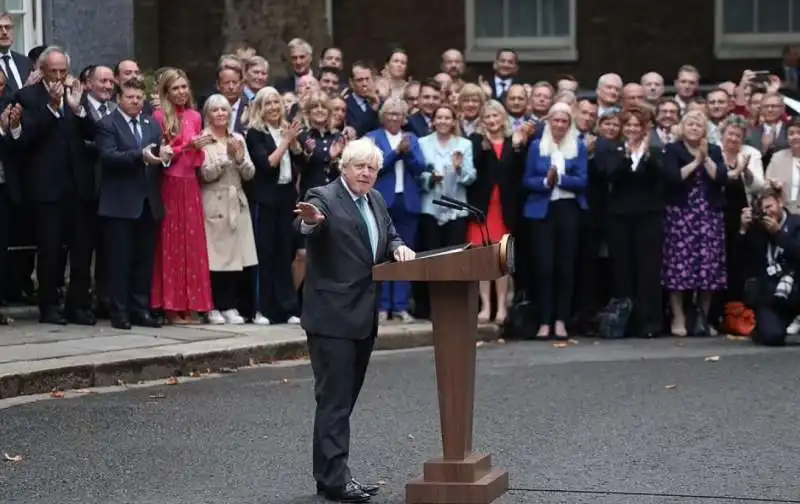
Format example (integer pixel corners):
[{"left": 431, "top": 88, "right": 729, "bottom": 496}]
[
  {"left": 0, "top": 316, "right": 499, "bottom": 398},
  {"left": 0, "top": 336, "right": 798, "bottom": 503}
]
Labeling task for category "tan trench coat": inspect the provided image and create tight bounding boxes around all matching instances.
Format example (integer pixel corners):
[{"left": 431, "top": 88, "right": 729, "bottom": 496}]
[{"left": 200, "top": 132, "right": 258, "bottom": 271}]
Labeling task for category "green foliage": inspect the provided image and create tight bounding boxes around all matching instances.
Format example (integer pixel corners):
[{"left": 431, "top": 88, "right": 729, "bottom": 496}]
[{"left": 141, "top": 72, "right": 157, "bottom": 96}]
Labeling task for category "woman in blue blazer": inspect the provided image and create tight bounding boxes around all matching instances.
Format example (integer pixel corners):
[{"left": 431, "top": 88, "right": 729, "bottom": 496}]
[
  {"left": 522, "top": 102, "right": 588, "bottom": 340},
  {"left": 366, "top": 97, "right": 426, "bottom": 322}
]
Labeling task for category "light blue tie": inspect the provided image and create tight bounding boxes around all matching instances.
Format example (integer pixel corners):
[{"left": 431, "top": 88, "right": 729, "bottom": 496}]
[{"left": 356, "top": 196, "right": 377, "bottom": 259}]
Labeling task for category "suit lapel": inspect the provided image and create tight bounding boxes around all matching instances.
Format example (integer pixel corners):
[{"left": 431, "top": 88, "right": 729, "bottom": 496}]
[
  {"left": 113, "top": 110, "right": 139, "bottom": 149},
  {"left": 336, "top": 180, "right": 373, "bottom": 263}
]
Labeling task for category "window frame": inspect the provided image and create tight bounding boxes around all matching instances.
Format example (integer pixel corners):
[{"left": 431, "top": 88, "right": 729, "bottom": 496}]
[
  {"left": 464, "top": 0, "right": 577, "bottom": 63},
  {"left": 715, "top": 0, "right": 800, "bottom": 59}
]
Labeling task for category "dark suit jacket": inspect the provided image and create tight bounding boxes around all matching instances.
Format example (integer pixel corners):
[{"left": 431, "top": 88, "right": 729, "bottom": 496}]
[
  {"left": 296, "top": 128, "right": 342, "bottom": 199},
  {"left": 489, "top": 75, "right": 519, "bottom": 102},
  {"left": 739, "top": 212, "right": 800, "bottom": 284},
  {"left": 295, "top": 178, "right": 404, "bottom": 339},
  {"left": 275, "top": 75, "right": 299, "bottom": 94},
  {"left": 600, "top": 142, "right": 666, "bottom": 215},
  {"left": 345, "top": 94, "right": 380, "bottom": 138},
  {"left": 663, "top": 141, "right": 727, "bottom": 209},
  {"left": 81, "top": 93, "right": 117, "bottom": 197},
  {"left": 15, "top": 82, "right": 95, "bottom": 202},
  {"left": 746, "top": 123, "right": 790, "bottom": 169},
  {"left": 467, "top": 134, "right": 524, "bottom": 233},
  {"left": 244, "top": 127, "right": 300, "bottom": 205},
  {"left": 404, "top": 112, "right": 431, "bottom": 138},
  {"left": 94, "top": 109, "right": 165, "bottom": 220},
  {"left": 0, "top": 50, "right": 32, "bottom": 99}
]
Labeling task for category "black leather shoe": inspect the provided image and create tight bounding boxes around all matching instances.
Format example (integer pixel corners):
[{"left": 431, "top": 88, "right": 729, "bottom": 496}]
[
  {"left": 322, "top": 481, "right": 371, "bottom": 503},
  {"left": 67, "top": 309, "right": 97, "bottom": 326},
  {"left": 351, "top": 479, "right": 379, "bottom": 496},
  {"left": 39, "top": 308, "right": 67, "bottom": 325},
  {"left": 110, "top": 317, "right": 132, "bottom": 330},
  {"left": 131, "top": 312, "right": 161, "bottom": 328},
  {"left": 0, "top": 312, "right": 9, "bottom": 325}
]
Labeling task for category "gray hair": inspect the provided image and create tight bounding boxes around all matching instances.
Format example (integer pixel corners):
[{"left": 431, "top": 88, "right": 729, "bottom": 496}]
[
  {"left": 38, "top": 45, "right": 71, "bottom": 70},
  {"left": 379, "top": 96, "right": 408, "bottom": 122},
  {"left": 596, "top": 73, "right": 621, "bottom": 90},
  {"left": 202, "top": 94, "right": 233, "bottom": 125},
  {"left": 288, "top": 38, "right": 313, "bottom": 56},
  {"left": 341, "top": 137, "right": 384, "bottom": 172}
]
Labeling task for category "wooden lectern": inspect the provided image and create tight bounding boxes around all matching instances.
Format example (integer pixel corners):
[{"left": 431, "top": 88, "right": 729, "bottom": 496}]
[{"left": 373, "top": 235, "right": 515, "bottom": 504}]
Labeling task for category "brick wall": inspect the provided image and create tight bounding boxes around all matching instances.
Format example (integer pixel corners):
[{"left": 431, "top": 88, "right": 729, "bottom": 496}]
[{"left": 332, "top": 0, "right": 781, "bottom": 85}]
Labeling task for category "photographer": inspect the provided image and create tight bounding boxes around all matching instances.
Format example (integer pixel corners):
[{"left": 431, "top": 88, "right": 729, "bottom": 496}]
[{"left": 739, "top": 185, "right": 800, "bottom": 346}]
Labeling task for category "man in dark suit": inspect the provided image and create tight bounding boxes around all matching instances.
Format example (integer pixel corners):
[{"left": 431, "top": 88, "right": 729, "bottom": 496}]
[
  {"left": 486, "top": 48, "right": 519, "bottom": 102},
  {"left": 403, "top": 79, "right": 441, "bottom": 138},
  {"left": 94, "top": 78, "right": 168, "bottom": 330},
  {"left": 746, "top": 91, "right": 789, "bottom": 167},
  {"left": 294, "top": 138, "right": 415, "bottom": 502},
  {"left": 739, "top": 186, "right": 800, "bottom": 346},
  {"left": 81, "top": 65, "right": 117, "bottom": 316},
  {"left": 0, "top": 12, "right": 32, "bottom": 100},
  {"left": 0, "top": 100, "right": 21, "bottom": 324},
  {"left": 275, "top": 37, "right": 314, "bottom": 94},
  {"left": 199, "top": 65, "right": 248, "bottom": 134},
  {"left": 15, "top": 46, "right": 96, "bottom": 325},
  {"left": 345, "top": 62, "right": 381, "bottom": 138}
]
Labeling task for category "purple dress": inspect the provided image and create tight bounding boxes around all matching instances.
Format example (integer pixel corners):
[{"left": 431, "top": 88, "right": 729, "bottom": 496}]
[{"left": 661, "top": 169, "right": 727, "bottom": 291}]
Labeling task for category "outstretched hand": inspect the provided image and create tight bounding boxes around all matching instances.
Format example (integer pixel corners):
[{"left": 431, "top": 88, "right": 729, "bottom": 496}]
[{"left": 294, "top": 202, "right": 325, "bottom": 225}]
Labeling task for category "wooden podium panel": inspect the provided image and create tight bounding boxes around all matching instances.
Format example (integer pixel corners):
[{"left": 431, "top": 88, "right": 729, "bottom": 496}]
[{"left": 373, "top": 239, "right": 511, "bottom": 504}]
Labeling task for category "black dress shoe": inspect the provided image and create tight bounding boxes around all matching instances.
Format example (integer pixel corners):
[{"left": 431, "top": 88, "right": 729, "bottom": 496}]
[
  {"left": 67, "top": 309, "right": 96, "bottom": 326},
  {"left": 322, "top": 481, "right": 371, "bottom": 503},
  {"left": 39, "top": 308, "right": 67, "bottom": 325},
  {"left": 131, "top": 312, "right": 161, "bottom": 328},
  {"left": 351, "top": 479, "right": 379, "bottom": 496},
  {"left": 110, "top": 317, "right": 132, "bottom": 330},
  {"left": 0, "top": 312, "right": 9, "bottom": 325}
]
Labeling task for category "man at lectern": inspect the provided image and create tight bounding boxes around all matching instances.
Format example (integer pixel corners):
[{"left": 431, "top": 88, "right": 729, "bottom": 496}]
[{"left": 294, "top": 137, "right": 416, "bottom": 503}]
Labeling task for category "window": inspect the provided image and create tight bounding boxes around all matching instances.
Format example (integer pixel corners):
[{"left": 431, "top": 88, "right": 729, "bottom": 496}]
[
  {"left": 715, "top": 0, "right": 800, "bottom": 58},
  {"left": 1, "top": 0, "right": 42, "bottom": 54},
  {"left": 465, "top": 0, "right": 577, "bottom": 62}
]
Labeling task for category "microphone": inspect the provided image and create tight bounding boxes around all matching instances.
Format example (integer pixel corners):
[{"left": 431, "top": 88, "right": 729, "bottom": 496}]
[
  {"left": 432, "top": 199, "right": 489, "bottom": 247},
  {"left": 440, "top": 195, "right": 486, "bottom": 223}
]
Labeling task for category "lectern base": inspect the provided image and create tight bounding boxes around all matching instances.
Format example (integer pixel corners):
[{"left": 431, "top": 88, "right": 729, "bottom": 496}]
[{"left": 405, "top": 453, "right": 509, "bottom": 504}]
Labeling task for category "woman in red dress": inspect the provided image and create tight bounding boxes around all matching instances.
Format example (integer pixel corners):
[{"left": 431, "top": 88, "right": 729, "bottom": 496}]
[
  {"left": 151, "top": 68, "right": 213, "bottom": 324},
  {"left": 466, "top": 100, "right": 525, "bottom": 324}
]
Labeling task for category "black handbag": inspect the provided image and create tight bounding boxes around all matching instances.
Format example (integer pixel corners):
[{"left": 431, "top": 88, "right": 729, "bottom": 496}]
[{"left": 598, "top": 298, "right": 633, "bottom": 339}]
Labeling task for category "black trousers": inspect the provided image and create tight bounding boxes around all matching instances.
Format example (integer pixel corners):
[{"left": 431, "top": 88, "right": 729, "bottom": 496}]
[
  {"left": 5, "top": 202, "right": 35, "bottom": 302},
  {"left": 211, "top": 266, "right": 255, "bottom": 312},
  {"left": 528, "top": 199, "right": 580, "bottom": 324},
  {"left": 35, "top": 199, "right": 94, "bottom": 312},
  {"left": 103, "top": 206, "right": 157, "bottom": 318},
  {"left": 0, "top": 184, "right": 8, "bottom": 305},
  {"left": 412, "top": 215, "right": 469, "bottom": 319},
  {"left": 607, "top": 211, "right": 664, "bottom": 334},
  {"left": 253, "top": 186, "right": 299, "bottom": 322},
  {"left": 574, "top": 211, "right": 608, "bottom": 321},
  {"left": 753, "top": 305, "right": 792, "bottom": 346},
  {"left": 307, "top": 329, "right": 376, "bottom": 489}
]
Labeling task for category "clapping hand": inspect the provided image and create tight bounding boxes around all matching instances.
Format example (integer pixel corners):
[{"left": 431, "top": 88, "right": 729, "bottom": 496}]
[
  {"left": 546, "top": 166, "right": 558, "bottom": 187},
  {"left": 226, "top": 137, "right": 245, "bottom": 164},
  {"left": 64, "top": 76, "right": 83, "bottom": 113},
  {"left": 191, "top": 133, "right": 214, "bottom": 149},
  {"left": 47, "top": 81, "right": 64, "bottom": 109},
  {"left": 294, "top": 202, "right": 325, "bottom": 225},
  {"left": 452, "top": 151, "right": 464, "bottom": 174},
  {"left": 330, "top": 136, "right": 346, "bottom": 160},
  {"left": 303, "top": 137, "right": 317, "bottom": 154},
  {"left": 397, "top": 135, "right": 410, "bottom": 154},
  {"left": 160, "top": 143, "right": 175, "bottom": 164},
  {"left": 142, "top": 143, "right": 162, "bottom": 165},
  {"left": 24, "top": 70, "right": 41, "bottom": 87},
  {"left": 393, "top": 245, "right": 416, "bottom": 262}
]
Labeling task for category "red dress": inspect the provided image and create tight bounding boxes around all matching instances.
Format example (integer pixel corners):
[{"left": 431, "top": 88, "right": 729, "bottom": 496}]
[
  {"left": 468, "top": 140, "right": 509, "bottom": 245},
  {"left": 150, "top": 107, "right": 213, "bottom": 312}
]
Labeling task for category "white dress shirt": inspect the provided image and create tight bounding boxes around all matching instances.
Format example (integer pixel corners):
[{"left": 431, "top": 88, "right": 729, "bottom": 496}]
[
  {"left": 229, "top": 99, "right": 241, "bottom": 133},
  {"left": 548, "top": 150, "right": 575, "bottom": 201},
  {"left": 628, "top": 142, "right": 645, "bottom": 171},
  {"left": 86, "top": 94, "right": 111, "bottom": 119},
  {"left": 494, "top": 76, "right": 511, "bottom": 97},
  {"left": 268, "top": 125, "right": 293, "bottom": 184},
  {"left": 386, "top": 131, "right": 405, "bottom": 193},
  {"left": 0, "top": 52, "right": 22, "bottom": 90}
]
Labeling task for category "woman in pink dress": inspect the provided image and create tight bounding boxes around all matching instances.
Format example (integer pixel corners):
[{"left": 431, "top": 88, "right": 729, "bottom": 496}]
[{"left": 151, "top": 68, "right": 213, "bottom": 324}]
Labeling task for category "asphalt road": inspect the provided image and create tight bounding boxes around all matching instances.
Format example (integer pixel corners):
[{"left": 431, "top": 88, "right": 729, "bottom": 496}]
[{"left": 1, "top": 337, "right": 799, "bottom": 504}]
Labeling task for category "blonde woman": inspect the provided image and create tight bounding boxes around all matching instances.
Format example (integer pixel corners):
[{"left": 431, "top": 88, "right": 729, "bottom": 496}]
[
  {"left": 244, "top": 86, "right": 303, "bottom": 325},
  {"left": 296, "top": 91, "right": 346, "bottom": 199},
  {"left": 521, "top": 102, "right": 588, "bottom": 340},
  {"left": 151, "top": 68, "right": 213, "bottom": 324},
  {"left": 457, "top": 83, "right": 486, "bottom": 136},
  {"left": 199, "top": 94, "right": 257, "bottom": 325},
  {"left": 662, "top": 110, "right": 728, "bottom": 336},
  {"left": 468, "top": 100, "right": 524, "bottom": 324}
]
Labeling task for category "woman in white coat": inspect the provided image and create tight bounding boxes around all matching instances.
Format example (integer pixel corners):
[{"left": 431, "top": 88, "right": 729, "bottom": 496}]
[{"left": 199, "top": 94, "right": 258, "bottom": 325}]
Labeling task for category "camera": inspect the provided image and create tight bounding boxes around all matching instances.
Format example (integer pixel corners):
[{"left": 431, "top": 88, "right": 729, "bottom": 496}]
[
  {"left": 775, "top": 271, "right": 795, "bottom": 301},
  {"left": 751, "top": 199, "right": 765, "bottom": 222}
]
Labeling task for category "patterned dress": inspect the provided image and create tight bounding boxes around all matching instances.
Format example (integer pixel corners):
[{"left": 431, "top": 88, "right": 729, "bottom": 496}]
[
  {"left": 662, "top": 169, "right": 727, "bottom": 291},
  {"left": 150, "top": 107, "right": 213, "bottom": 312}
]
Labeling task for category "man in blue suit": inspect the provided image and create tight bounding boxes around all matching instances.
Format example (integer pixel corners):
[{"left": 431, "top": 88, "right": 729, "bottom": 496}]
[
  {"left": 366, "top": 97, "right": 427, "bottom": 322},
  {"left": 94, "top": 78, "right": 170, "bottom": 330}
]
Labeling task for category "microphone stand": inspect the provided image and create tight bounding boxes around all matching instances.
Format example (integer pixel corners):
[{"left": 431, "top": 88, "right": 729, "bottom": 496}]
[
  {"left": 432, "top": 199, "right": 489, "bottom": 247},
  {"left": 439, "top": 195, "right": 491, "bottom": 247}
]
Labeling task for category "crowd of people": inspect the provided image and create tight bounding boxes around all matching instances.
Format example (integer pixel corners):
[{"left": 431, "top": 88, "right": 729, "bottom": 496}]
[{"left": 0, "top": 14, "right": 799, "bottom": 345}]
